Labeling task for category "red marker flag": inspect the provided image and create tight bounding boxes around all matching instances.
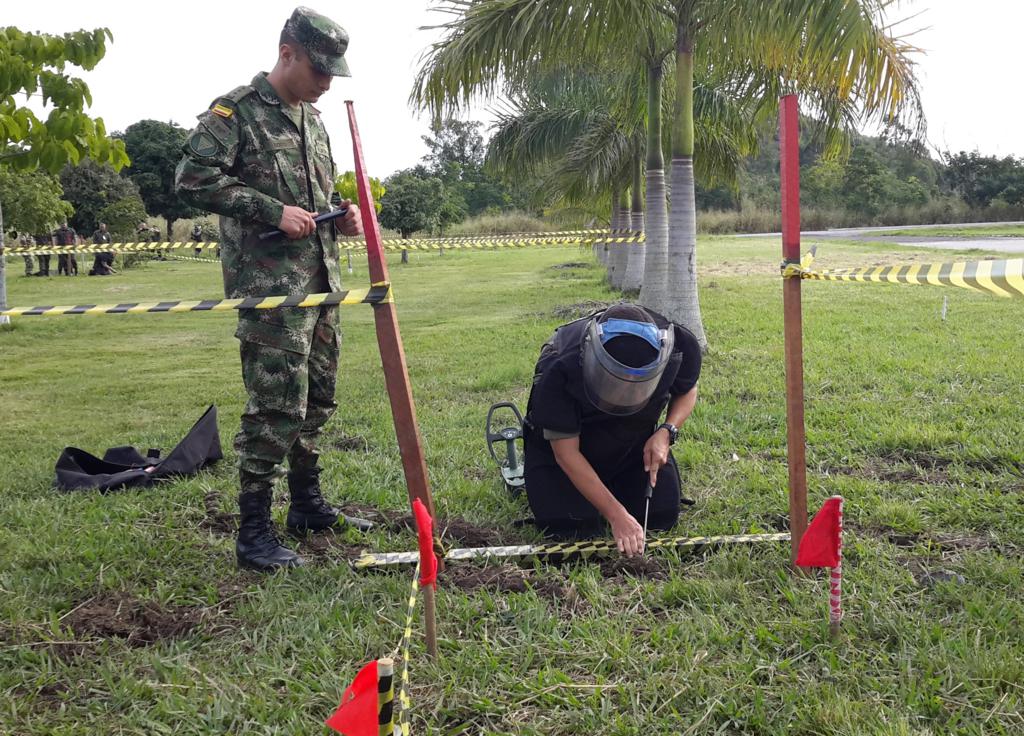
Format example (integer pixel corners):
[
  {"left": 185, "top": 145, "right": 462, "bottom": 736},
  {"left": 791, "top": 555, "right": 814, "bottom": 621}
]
[
  {"left": 795, "top": 496, "right": 842, "bottom": 568},
  {"left": 413, "top": 497, "right": 438, "bottom": 588},
  {"left": 325, "top": 660, "right": 378, "bottom": 736}
]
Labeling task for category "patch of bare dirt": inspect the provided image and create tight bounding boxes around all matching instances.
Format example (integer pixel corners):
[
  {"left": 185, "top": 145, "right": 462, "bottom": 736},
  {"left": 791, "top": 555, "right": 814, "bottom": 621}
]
[
  {"left": 443, "top": 564, "right": 588, "bottom": 614},
  {"left": 852, "top": 524, "right": 1013, "bottom": 555},
  {"left": 599, "top": 556, "right": 670, "bottom": 580},
  {"left": 63, "top": 592, "right": 204, "bottom": 646},
  {"left": 201, "top": 490, "right": 238, "bottom": 534},
  {"left": 550, "top": 261, "right": 590, "bottom": 270},
  {"left": 351, "top": 506, "right": 515, "bottom": 547},
  {"left": 294, "top": 531, "right": 365, "bottom": 559},
  {"left": 904, "top": 559, "right": 967, "bottom": 588},
  {"left": 327, "top": 432, "right": 374, "bottom": 452},
  {"left": 461, "top": 466, "right": 492, "bottom": 482}
]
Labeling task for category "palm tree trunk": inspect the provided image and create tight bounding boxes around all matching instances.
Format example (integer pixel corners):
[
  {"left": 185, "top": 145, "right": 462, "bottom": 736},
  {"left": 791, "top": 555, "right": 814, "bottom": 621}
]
[
  {"left": 609, "top": 186, "right": 630, "bottom": 289},
  {"left": 664, "top": 23, "right": 707, "bottom": 349},
  {"left": 622, "top": 153, "right": 645, "bottom": 292},
  {"left": 604, "top": 183, "right": 621, "bottom": 280},
  {"left": 638, "top": 61, "right": 667, "bottom": 315}
]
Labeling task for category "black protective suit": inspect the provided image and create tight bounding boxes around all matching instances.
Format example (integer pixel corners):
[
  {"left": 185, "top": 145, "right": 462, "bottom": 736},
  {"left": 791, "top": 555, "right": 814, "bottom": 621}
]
[{"left": 523, "top": 309, "right": 701, "bottom": 537}]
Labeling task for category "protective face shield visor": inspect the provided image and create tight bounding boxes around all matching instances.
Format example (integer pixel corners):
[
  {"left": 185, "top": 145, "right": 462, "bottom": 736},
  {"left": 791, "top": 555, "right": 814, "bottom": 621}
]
[{"left": 582, "top": 317, "right": 675, "bottom": 416}]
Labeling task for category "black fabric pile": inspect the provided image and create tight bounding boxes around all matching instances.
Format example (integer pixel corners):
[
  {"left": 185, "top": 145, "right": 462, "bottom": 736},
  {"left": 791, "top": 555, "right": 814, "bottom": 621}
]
[{"left": 55, "top": 406, "right": 223, "bottom": 491}]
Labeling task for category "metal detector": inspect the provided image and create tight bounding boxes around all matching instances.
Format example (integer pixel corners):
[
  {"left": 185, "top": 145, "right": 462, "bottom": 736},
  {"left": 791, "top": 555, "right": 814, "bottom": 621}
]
[{"left": 485, "top": 402, "right": 526, "bottom": 494}]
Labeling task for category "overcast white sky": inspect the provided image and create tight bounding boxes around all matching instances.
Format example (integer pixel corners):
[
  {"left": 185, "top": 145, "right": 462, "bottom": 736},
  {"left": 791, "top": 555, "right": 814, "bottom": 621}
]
[{"left": 6, "top": 0, "right": 1023, "bottom": 177}]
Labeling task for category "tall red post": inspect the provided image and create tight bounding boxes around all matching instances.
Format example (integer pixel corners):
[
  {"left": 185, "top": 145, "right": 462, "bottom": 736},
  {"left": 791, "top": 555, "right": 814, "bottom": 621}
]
[
  {"left": 779, "top": 94, "right": 808, "bottom": 565},
  {"left": 346, "top": 101, "right": 438, "bottom": 658}
]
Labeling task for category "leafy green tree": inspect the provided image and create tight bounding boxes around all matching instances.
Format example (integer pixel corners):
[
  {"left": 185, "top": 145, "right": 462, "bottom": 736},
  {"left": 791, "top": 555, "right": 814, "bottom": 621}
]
[
  {"left": 98, "top": 195, "right": 148, "bottom": 241},
  {"left": 422, "top": 119, "right": 510, "bottom": 215},
  {"left": 0, "top": 168, "right": 73, "bottom": 234},
  {"left": 379, "top": 169, "right": 444, "bottom": 237},
  {"left": 0, "top": 25, "right": 129, "bottom": 319},
  {"left": 60, "top": 158, "right": 140, "bottom": 234},
  {"left": 334, "top": 171, "right": 385, "bottom": 214},
  {"left": 943, "top": 151, "right": 1024, "bottom": 208},
  {"left": 121, "top": 120, "right": 199, "bottom": 238}
]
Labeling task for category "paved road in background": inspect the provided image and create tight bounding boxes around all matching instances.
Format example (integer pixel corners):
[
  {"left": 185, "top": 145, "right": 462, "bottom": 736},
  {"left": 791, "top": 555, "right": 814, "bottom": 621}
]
[{"left": 732, "top": 221, "right": 1024, "bottom": 253}]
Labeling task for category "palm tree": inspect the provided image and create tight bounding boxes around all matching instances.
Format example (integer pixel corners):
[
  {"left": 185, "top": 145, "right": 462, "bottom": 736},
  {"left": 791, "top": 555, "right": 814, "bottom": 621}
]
[{"left": 413, "top": 0, "right": 922, "bottom": 348}]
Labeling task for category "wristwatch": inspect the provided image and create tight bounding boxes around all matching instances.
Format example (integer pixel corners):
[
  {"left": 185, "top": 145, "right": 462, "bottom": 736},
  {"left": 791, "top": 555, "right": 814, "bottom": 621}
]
[{"left": 657, "top": 422, "right": 678, "bottom": 445}]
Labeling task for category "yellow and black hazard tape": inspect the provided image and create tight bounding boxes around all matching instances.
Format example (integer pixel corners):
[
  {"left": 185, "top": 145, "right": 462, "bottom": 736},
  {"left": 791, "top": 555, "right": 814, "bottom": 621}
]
[
  {"left": 353, "top": 532, "right": 790, "bottom": 569},
  {"left": 1, "top": 283, "right": 392, "bottom": 317},
  {"left": 784, "top": 254, "right": 1024, "bottom": 299},
  {"left": 165, "top": 254, "right": 220, "bottom": 263},
  {"left": 389, "top": 562, "right": 420, "bottom": 736},
  {"left": 8, "top": 231, "right": 645, "bottom": 256}
]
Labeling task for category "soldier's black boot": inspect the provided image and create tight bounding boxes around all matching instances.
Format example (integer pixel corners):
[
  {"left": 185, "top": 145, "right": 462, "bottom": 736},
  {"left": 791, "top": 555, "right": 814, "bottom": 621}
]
[
  {"left": 286, "top": 467, "right": 374, "bottom": 533},
  {"left": 236, "top": 490, "right": 305, "bottom": 572}
]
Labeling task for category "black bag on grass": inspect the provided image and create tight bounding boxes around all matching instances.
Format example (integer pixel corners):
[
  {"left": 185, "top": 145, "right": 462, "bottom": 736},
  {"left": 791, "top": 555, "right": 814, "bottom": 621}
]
[{"left": 55, "top": 406, "right": 223, "bottom": 492}]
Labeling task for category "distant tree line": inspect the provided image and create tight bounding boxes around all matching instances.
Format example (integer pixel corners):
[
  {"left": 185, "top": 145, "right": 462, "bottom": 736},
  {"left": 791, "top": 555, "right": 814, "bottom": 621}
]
[{"left": 696, "top": 121, "right": 1024, "bottom": 226}]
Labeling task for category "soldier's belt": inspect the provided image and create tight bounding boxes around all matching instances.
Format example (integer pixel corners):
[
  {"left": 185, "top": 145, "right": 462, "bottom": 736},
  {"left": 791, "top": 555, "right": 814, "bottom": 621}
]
[
  {"left": 353, "top": 533, "right": 790, "bottom": 569},
  {"left": 1, "top": 284, "right": 392, "bottom": 317}
]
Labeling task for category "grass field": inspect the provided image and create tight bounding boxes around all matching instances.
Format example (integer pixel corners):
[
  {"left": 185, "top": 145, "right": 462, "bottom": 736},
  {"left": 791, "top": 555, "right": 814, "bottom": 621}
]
[
  {"left": 1, "top": 237, "right": 1022, "bottom": 735},
  {"left": 866, "top": 224, "right": 1024, "bottom": 238}
]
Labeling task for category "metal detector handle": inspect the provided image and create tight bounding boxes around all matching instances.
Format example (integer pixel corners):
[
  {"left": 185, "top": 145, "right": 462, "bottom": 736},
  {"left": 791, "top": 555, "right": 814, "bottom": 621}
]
[
  {"left": 257, "top": 206, "right": 349, "bottom": 241},
  {"left": 486, "top": 402, "right": 525, "bottom": 466}
]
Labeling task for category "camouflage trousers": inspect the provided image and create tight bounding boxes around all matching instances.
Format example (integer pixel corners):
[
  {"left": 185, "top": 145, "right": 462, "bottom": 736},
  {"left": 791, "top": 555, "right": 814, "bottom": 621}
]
[{"left": 235, "top": 305, "right": 339, "bottom": 490}]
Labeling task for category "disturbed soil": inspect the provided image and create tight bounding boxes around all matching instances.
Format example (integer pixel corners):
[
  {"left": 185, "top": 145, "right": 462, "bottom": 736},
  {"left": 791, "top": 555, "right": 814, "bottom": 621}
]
[
  {"left": 326, "top": 432, "right": 374, "bottom": 453},
  {"left": 549, "top": 261, "right": 590, "bottom": 270},
  {"left": 201, "top": 490, "right": 239, "bottom": 534},
  {"left": 63, "top": 591, "right": 205, "bottom": 647}
]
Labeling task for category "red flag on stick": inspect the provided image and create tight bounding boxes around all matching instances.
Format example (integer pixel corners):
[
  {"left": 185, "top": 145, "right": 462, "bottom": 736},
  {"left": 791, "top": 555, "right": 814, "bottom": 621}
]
[
  {"left": 413, "top": 498, "right": 438, "bottom": 588},
  {"left": 326, "top": 660, "right": 378, "bottom": 736},
  {"left": 795, "top": 496, "right": 842, "bottom": 568}
]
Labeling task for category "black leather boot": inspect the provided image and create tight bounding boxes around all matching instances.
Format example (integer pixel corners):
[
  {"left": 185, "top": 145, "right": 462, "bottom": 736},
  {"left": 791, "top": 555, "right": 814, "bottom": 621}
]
[
  {"left": 236, "top": 490, "right": 305, "bottom": 571},
  {"left": 286, "top": 467, "right": 374, "bottom": 533}
]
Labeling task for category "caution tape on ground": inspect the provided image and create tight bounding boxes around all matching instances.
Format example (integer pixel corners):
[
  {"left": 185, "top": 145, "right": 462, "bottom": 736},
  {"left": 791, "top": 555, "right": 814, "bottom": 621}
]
[
  {"left": 784, "top": 253, "right": 1024, "bottom": 299},
  {"left": 7, "top": 231, "right": 645, "bottom": 256},
  {"left": 0, "top": 283, "right": 392, "bottom": 317},
  {"left": 390, "top": 563, "right": 419, "bottom": 736},
  {"left": 353, "top": 532, "right": 790, "bottom": 569}
]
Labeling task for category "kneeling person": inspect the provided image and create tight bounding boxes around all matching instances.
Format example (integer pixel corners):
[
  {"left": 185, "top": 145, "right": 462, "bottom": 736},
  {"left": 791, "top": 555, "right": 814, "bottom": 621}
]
[{"left": 523, "top": 304, "right": 701, "bottom": 556}]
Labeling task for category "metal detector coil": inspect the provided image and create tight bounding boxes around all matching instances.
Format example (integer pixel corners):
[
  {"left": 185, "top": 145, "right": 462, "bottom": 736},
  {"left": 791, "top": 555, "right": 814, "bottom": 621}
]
[{"left": 486, "top": 402, "right": 525, "bottom": 494}]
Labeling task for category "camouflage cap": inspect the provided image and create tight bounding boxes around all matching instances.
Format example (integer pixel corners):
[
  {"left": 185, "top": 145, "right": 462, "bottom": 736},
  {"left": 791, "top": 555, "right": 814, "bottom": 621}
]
[{"left": 283, "top": 7, "right": 351, "bottom": 77}]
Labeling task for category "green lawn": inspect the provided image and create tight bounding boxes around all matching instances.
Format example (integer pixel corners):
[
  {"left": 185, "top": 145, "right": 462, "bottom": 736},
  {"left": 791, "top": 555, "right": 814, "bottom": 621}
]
[
  {"left": 867, "top": 223, "right": 1024, "bottom": 238},
  {"left": 1, "top": 237, "right": 1022, "bottom": 735}
]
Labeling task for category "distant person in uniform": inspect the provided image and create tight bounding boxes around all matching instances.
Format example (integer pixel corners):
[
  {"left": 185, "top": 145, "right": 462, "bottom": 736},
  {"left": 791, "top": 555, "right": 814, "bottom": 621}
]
[
  {"left": 18, "top": 233, "right": 35, "bottom": 276},
  {"left": 175, "top": 7, "right": 368, "bottom": 572},
  {"left": 523, "top": 304, "right": 702, "bottom": 557},
  {"left": 55, "top": 222, "right": 78, "bottom": 275},
  {"left": 89, "top": 222, "right": 116, "bottom": 275},
  {"left": 192, "top": 223, "right": 204, "bottom": 255},
  {"left": 33, "top": 231, "right": 53, "bottom": 277}
]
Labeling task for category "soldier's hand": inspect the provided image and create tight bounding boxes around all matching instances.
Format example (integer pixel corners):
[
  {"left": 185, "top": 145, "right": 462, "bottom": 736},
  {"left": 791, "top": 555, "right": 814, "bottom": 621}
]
[
  {"left": 278, "top": 205, "right": 318, "bottom": 239},
  {"left": 338, "top": 200, "right": 363, "bottom": 237},
  {"left": 643, "top": 430, "right": 671, "bottom": 487},
  {"left": 610, "top": 509, "right": 645, "bottom": 557}
]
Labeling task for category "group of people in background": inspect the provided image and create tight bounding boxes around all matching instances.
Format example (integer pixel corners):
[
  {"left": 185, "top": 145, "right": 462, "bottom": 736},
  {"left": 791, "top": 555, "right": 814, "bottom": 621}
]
[{"left": 18, "top": 223, "right": 119, "bottom": 277}]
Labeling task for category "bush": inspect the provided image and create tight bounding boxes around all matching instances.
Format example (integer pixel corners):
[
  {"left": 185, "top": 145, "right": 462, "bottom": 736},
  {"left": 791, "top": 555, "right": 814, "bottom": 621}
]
[{"left": 446, "top": 211, "right": 550, "bottom": 236}]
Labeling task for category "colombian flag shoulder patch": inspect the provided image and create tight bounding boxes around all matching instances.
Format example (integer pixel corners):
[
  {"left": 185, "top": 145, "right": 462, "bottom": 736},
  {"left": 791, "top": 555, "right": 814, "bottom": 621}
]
[{"left": 211, "top": 104, "right": 233, "bottom": 119}]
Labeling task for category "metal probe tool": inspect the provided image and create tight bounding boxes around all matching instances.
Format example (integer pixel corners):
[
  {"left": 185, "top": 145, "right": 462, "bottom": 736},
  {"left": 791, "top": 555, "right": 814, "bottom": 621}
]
[
  {"left": 258, "top": 205, "right": 349, "bottom": 241},
  {"left": 642, "top": 481, "right": 653, "bottom": 547}
]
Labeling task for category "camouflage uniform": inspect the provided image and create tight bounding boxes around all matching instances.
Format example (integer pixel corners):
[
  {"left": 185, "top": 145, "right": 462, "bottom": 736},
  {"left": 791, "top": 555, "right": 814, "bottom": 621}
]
[{"left": 175, "top": 70, "right": 341, "bottom": 489}]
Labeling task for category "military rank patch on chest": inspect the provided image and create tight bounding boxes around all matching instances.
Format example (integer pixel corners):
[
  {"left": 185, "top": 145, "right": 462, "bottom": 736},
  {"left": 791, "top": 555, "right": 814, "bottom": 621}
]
[{"left": 211, "top": 104, "right": 233, "bottom": 118}]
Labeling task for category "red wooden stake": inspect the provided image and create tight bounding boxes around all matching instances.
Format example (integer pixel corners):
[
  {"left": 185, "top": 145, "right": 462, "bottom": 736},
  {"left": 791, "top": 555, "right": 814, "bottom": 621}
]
[
  {"left": 779, "top": 94, "right": 809, "bottom": 565},
  {"left": 346, "top": 101, "right": 439, "bottom": 659}
]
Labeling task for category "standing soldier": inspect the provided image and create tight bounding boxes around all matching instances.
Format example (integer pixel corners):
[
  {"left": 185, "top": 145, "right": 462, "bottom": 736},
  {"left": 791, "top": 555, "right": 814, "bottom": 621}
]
[
  {"left": 33, "top": 230, "right": 52, "bottom": 277},
  {"left": 175, "top": 7, "right": 370, "bottom": 572},
  {"left": 19, "top": 233, "right": 35, "bottom": 276},
  {"left": 55, "top": 222, "right": 78, "bottom": 276}
]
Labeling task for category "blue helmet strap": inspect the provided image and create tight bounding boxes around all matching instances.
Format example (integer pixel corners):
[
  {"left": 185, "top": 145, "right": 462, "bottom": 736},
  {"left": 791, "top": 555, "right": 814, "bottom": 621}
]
[{"left": 597, "top": 319, "right": 662, "bottom": 351}]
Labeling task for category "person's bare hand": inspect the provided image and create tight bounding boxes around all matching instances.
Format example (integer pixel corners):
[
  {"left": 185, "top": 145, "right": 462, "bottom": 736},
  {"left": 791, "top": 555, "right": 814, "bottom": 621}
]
[
  {"left": 610, "top": 509, "right": 645, "bottom": 557},
  {"left": 278, "top": 205, "right": 317, "bottom": 239},
  {"left": 338, "top": 199, "right": 363, "bottom": 237},
  {"left": 643, "top": 429, "right": 671, "bottom": 487}
]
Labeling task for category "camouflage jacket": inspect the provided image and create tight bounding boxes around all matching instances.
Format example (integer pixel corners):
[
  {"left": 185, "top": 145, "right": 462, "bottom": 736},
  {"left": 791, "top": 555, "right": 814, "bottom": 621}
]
[{"left": 174, "top": 73, "right": 340, "bottom": 305}]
